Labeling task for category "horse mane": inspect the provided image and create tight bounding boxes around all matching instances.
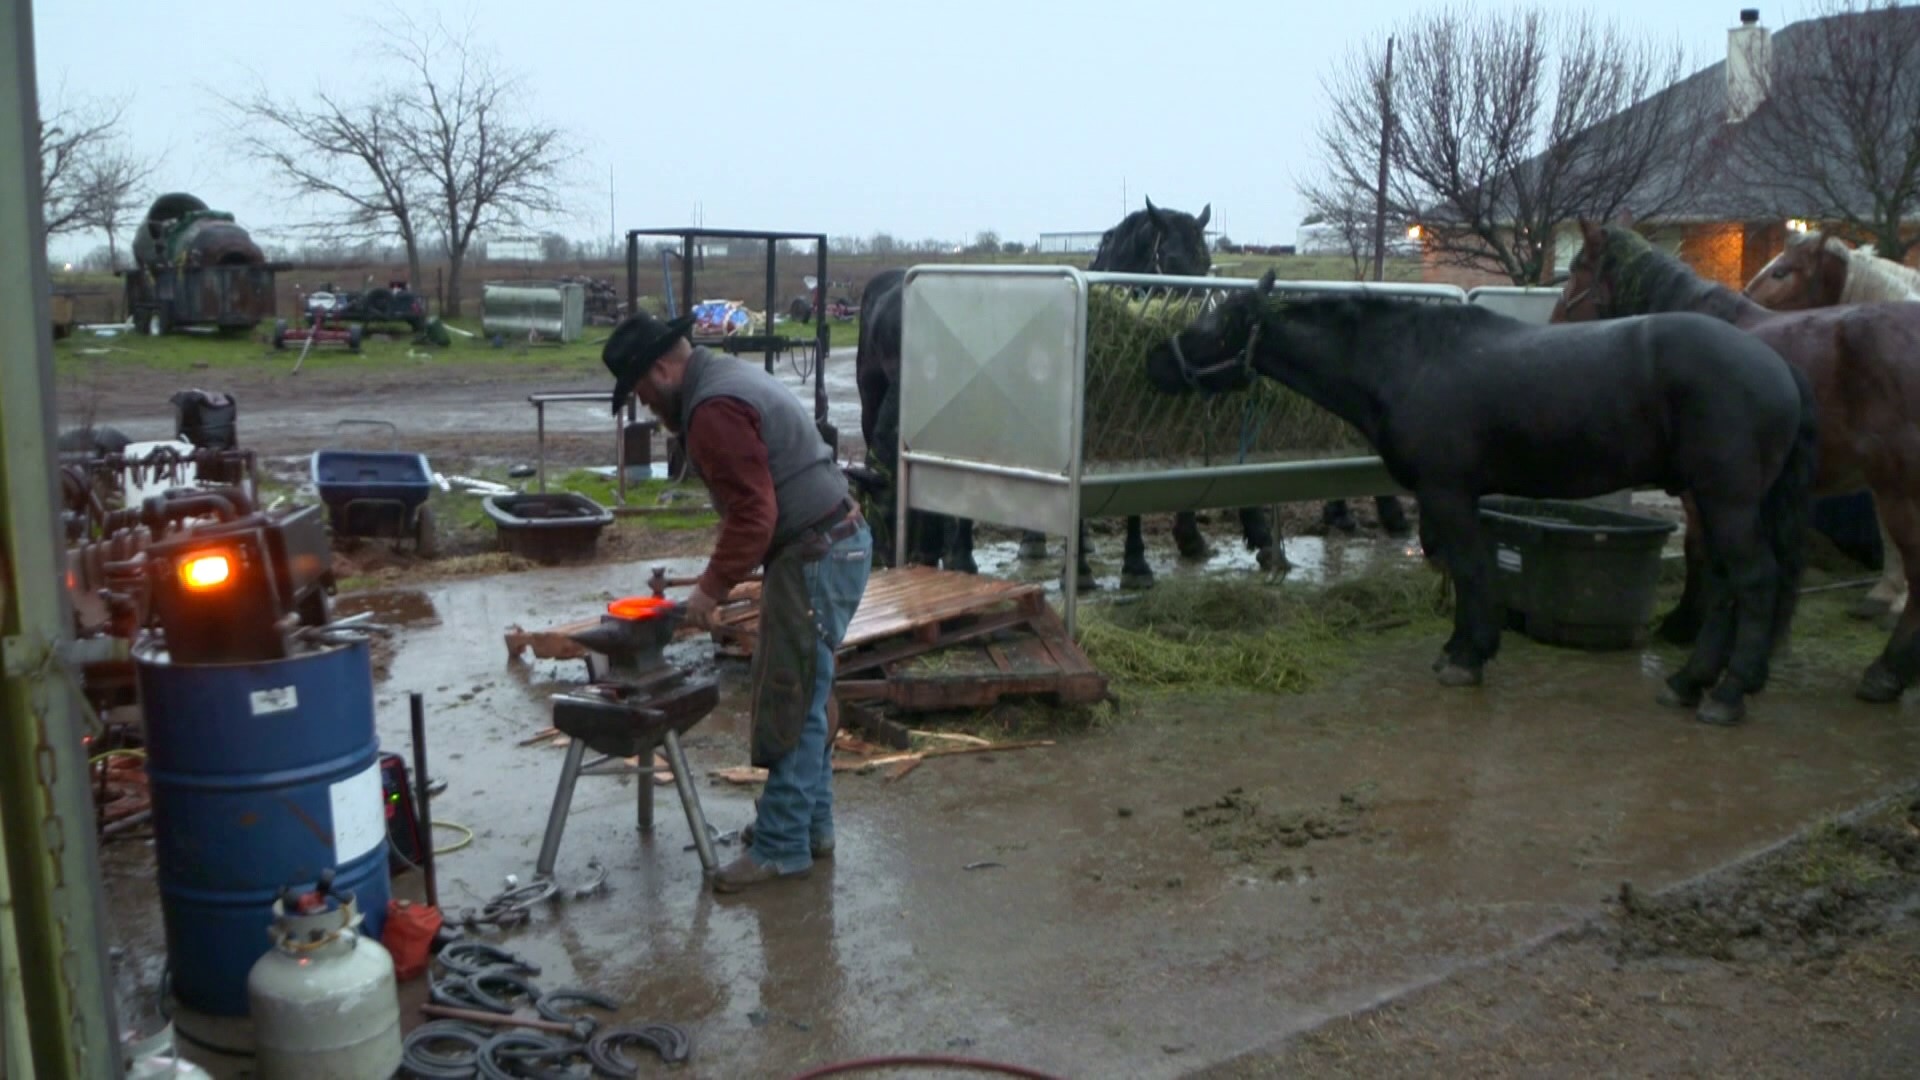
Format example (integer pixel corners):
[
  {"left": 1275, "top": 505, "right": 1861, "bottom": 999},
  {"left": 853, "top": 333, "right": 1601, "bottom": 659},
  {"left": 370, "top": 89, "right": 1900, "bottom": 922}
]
[
  {"left": 1089, "top": 210, "right": 1154, "bottom": 271},
  {"left": 1840, "top": 244, "right": 1920, "bottom": 304},
  {"left": 1595, "top": 225, "right": 1749, "bottom": 321}
]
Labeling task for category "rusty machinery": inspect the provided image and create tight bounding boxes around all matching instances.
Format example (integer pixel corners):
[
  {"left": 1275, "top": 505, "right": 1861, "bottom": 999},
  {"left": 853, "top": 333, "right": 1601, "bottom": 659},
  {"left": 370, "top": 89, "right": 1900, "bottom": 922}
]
[{"left": 122, "top": 192, "right": 289, "bottom": 337}]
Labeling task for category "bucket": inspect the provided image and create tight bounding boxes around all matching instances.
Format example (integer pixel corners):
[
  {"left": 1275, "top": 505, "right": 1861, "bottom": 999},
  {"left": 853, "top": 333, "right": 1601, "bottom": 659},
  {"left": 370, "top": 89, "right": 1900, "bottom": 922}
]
[{"left": 1478, "top": 495, "right": 1678, "bottom": 650}]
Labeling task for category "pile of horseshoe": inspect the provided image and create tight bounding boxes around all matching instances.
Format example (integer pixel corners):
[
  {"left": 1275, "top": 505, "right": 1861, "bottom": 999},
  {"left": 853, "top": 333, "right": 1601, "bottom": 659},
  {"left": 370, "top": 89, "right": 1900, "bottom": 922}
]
[{"left": 405, "top": 940, "right": 692, "bottom": 1078}]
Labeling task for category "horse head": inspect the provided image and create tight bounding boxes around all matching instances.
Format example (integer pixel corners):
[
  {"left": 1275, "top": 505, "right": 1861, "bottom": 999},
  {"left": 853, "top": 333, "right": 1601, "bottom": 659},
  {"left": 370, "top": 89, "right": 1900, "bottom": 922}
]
[
  {"left": 1145, "top": 268, "right": 1271, "bottom": 395},
  {"left": 1744, "top": 230, "right": 1848, "bottom": 311},
  {"left": 1550, "top": 219, "right": 1648, "bottom": 323},
  {"left": 1093, "top": 196, "right": 1213, "bottom": 278}
]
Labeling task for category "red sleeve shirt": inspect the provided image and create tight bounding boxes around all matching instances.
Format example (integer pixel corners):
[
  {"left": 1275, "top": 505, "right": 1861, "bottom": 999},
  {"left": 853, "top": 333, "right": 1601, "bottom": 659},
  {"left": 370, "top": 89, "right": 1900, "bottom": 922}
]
[{"left": 685, "top": 396, "right": 778, "bottom": 598}]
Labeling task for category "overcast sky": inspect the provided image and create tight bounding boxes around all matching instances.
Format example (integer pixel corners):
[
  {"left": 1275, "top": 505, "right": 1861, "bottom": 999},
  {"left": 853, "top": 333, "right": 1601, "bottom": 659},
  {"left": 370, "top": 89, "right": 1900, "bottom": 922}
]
[{"left": 33, "top": 1, "right": 1798, "bottom": 260}]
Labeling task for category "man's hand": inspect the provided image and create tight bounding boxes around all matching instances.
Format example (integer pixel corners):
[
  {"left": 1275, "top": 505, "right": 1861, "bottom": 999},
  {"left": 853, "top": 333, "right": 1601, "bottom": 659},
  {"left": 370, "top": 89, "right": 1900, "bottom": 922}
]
[{"left": 682, "top": 585, "right": 721, "bottom": 630}]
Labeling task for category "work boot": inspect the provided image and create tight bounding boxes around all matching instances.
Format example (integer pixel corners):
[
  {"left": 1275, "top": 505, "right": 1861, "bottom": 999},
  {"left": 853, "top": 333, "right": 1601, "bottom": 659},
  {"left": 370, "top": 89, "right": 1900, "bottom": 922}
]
[
  {"left": 739, "top": 822, "right": 833, "bottom": 858},
  {"left": 710, "top": 852, "right": 811, "bottom": 894}
]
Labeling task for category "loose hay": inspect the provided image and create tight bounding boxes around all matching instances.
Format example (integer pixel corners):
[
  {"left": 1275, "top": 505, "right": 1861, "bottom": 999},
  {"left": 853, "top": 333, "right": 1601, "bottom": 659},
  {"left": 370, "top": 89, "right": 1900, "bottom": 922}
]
[
  {"left": 1081, "top": 288, "right": 1368, "bottom": 469},
  {"left": 1079, "top": 567, "right": 1453, "bottom": 695}
]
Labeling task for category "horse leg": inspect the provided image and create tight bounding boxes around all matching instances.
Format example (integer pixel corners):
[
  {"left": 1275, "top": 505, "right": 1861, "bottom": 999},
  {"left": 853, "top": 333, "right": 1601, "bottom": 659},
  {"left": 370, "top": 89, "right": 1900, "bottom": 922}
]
[
  {"left": 1852, "top": 507, "right": 1903, "bottom": 620},
  {"left": 1239, "top": 505, "right": 1287, "bottom": 572},
  {"left": 1322, "top": 499, "right": 1358, "bottom": 534},
  {"left": 1059, "top": 519, "right": 1098, "bottom": 593},
  {"left": 1018, "top": 530, "right": 1050, "bottom": 561},
  {"left": 1856, "top": 495, "right": 1920, "bottom": 703},
  {"left": 945, "top": 517, "right": 978, "bottom": 575},
  {"left": 1375, "top": 495, "right": 1412, "bottom": 537},
  {"left": 1120, "top": 516, "right": 1155, "bottom": 590},
  {"left": 1689, "top": 501, "right": 1777, "bottom": 726},
  {"left": 1417, "top": 492, "right": 1499, "bottom": 686},
  {"left": 906, "top": 510, "right": 946, "bottom": 568},
  {"left": 1171, "top": 512, "right": 1210, "bottom": 561},
  {"left": 1657, "top": 493, "right": 1708, "bottom": 645}
]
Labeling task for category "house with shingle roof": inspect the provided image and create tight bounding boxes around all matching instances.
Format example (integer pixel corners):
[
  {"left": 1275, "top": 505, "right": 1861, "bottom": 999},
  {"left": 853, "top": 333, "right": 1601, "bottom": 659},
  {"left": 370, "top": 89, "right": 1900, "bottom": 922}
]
[{"left": 1419, "top": 6, "right": 1920, "bottom": 290}]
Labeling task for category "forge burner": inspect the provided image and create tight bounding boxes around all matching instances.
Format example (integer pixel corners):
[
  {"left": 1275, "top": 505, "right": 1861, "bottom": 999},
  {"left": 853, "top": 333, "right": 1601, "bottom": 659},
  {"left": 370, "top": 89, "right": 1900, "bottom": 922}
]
[{"left": 535, "top": 598, "right": 723, "bottom": 878}]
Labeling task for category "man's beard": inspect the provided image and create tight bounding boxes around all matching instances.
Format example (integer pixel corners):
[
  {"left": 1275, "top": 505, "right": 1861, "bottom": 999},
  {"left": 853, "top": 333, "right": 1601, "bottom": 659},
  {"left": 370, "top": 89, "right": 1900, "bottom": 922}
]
[{"left": 648, "top": 387, "right": 684, "bottom": 433}]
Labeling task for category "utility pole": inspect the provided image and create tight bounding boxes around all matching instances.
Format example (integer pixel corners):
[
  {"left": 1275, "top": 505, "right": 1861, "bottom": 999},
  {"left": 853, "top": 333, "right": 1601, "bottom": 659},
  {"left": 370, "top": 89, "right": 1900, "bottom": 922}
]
[{"left": 1371, "top": 34, "right": 1395, "bottom": 283}]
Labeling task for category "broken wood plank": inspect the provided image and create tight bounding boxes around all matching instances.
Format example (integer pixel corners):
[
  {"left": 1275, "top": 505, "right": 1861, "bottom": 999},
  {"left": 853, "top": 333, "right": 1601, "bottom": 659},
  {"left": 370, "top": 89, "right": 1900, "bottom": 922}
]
[
  {"left": 518, "top": 727, "right": 561, "bottom": 747},
  {"left": 885, "top": 758, "right": 923, "bottom": 783}
]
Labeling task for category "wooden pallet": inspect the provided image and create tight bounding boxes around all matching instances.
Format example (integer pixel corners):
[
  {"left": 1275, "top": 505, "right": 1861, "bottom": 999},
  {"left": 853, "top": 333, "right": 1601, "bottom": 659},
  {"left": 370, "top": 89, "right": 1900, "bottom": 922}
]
[{"left": 712, "top": 566, "right": 1109, "bottom": 712}]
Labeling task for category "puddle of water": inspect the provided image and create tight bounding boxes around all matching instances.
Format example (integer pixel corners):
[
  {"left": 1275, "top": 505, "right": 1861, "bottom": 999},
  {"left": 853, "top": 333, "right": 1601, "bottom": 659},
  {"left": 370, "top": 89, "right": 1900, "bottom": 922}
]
[
  {"left": 333, "top": 588, "right": 440, "bottom": 626},
  {"left": 969, "top": 531, "right": 1426, "bottom": 597}
]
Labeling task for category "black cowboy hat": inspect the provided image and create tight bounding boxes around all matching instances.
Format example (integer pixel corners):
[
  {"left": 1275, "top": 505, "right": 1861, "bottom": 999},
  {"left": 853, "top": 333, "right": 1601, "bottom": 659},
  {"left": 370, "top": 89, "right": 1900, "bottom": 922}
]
[{"left": 603, "top": 310, "right": 696, "bottom": 415}]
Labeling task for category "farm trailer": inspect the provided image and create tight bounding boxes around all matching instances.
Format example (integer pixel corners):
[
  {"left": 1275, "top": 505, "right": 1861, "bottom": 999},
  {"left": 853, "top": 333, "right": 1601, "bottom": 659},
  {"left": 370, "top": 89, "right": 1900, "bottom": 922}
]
[
  {"left": 891, "top": 268, "right": 1568, "bottom": 637},
  {"left": 623, "top": 226, "right": 836, "bottom": 454}
]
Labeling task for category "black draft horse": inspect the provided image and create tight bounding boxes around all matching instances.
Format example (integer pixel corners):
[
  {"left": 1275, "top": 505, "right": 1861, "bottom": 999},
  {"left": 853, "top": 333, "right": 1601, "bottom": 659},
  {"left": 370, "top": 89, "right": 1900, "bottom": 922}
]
[
  {"left": 1145, "top": 269, "right": 1818, "bottom": 726},
  {"left": 854, "top": 197, "right": 1280, "bottom": 586}
]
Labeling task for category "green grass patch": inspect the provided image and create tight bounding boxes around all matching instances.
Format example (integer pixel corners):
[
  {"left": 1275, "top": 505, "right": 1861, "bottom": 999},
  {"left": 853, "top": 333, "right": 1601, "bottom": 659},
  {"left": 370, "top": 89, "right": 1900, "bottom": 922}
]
[{"left": 1079, "top": 567, "right": 1454, "bottom": 696}]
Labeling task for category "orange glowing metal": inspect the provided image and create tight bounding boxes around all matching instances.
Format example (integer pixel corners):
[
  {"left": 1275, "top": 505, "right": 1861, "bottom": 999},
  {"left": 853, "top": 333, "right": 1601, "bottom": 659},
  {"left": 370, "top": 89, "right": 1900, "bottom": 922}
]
[
  {"left": 180, "top": 553, "right": 233, "bottom": 590},
  {"left": 607, "top": 596, "right": 674, "bottom": 621}
]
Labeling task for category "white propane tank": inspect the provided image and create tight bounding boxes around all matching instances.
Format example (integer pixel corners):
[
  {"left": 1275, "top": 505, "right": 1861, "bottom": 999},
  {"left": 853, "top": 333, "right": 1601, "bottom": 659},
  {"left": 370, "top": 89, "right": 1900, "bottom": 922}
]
[{"left": 245, "top": 881, "right": 402, "bottom": 1079}]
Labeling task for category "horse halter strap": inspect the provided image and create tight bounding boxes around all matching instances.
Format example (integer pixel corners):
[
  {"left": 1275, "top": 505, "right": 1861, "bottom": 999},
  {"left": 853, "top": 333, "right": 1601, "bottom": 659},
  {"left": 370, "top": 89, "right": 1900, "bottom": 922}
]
[{"left": 1171, "top": 319, "right": 1259, "bottom": 391}]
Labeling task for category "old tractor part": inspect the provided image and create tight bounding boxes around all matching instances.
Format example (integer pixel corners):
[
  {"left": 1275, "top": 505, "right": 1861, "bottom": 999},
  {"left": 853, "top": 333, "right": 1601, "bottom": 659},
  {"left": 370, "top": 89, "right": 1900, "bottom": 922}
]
[{"left": 124, "top": 192, "right": 286, "bottom": 336}]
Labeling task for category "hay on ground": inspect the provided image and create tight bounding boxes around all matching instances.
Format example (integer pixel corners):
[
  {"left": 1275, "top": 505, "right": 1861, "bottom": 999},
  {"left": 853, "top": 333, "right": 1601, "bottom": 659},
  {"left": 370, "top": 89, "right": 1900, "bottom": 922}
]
[{"left": 1079, "top": 567, "right": 1452, "bottom": 695}]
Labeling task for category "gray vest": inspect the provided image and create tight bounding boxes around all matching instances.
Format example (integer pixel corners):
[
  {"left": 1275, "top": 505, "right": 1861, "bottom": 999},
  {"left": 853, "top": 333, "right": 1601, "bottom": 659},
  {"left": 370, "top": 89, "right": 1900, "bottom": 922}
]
[{"left": 677, "top": 346, "right": 847, "bottom": 544}]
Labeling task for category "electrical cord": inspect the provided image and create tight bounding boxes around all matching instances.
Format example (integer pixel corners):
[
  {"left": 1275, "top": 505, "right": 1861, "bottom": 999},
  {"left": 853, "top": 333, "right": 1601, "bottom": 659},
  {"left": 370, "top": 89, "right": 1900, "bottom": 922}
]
[{"left": 433, "top": 819, "right": 475, "bottom": 855}]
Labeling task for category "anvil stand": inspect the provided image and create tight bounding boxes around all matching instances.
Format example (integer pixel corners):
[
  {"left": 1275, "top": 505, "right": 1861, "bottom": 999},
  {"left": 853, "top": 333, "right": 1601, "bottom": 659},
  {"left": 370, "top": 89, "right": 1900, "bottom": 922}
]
[{"left": 535, "top": 602, "right": 723, "bottom": 878}]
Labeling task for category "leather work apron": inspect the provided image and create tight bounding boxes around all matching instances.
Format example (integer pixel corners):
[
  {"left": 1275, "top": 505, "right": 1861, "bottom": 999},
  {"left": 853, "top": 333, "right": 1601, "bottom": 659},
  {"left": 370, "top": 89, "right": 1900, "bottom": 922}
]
[{"left": 747, "top": 499, "right": 862, "bottom": 768}]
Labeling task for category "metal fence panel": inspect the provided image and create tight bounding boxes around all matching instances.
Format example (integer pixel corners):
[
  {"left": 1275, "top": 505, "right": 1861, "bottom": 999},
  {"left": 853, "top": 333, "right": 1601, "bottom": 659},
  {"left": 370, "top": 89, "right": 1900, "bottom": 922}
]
[{"left": 1466, "top": 285, "right": 1563, "bottom": 325}]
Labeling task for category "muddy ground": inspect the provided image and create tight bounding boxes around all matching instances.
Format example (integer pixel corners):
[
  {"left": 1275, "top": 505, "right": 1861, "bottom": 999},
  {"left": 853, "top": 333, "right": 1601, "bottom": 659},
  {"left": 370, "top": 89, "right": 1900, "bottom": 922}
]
[
  {"left": 74, "top": 344, "right": 1920, "bottom": 1077},
  {"left": 96, "top": 547, "right": 1920, "bottom": 1077}
]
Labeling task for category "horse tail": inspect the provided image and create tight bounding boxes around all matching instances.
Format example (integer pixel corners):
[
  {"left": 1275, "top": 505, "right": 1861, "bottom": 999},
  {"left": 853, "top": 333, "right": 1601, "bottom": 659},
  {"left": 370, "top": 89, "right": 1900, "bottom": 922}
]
[{"left": 1763, "top": 362, "right": 1820, "bottom": 650}]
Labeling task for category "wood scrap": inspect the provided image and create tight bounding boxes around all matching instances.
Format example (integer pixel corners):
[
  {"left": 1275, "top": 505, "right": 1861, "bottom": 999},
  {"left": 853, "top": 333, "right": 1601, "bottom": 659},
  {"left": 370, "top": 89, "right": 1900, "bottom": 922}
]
[
  {"left": 518, "top": 727, "right": 561, "bottom": 747},
  {"left": 708, "top": 738, "right": 1054, "bottom": 786},
  {"left": 885, "top": 758, "right": 922, "bottom": 783},
  {"left": 908, "top": 730, "right": 992, "bottom": 747}
]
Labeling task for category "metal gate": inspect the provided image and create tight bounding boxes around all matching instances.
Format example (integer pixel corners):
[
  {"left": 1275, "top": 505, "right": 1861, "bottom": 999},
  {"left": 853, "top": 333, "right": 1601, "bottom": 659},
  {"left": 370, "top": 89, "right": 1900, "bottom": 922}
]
[{"left": 894, "top": 267, "right": 1473, "bottom": 636}]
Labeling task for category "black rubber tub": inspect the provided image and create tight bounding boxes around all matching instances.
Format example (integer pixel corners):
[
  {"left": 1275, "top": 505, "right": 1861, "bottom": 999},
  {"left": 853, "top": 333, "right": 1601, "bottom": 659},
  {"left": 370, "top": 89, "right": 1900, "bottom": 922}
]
[
  {"left": 1478, "top": 495, "right": 1678, "bottom": 651},
  {"left": 481, "top": 492, "right": 614, "bottom": 564}
]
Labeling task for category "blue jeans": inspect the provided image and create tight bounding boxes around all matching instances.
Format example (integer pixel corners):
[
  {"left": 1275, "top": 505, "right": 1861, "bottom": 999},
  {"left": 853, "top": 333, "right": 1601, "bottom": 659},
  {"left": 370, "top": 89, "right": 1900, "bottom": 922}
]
[{"left": 750, "top": 520, "right": 871, "bottom": 872}]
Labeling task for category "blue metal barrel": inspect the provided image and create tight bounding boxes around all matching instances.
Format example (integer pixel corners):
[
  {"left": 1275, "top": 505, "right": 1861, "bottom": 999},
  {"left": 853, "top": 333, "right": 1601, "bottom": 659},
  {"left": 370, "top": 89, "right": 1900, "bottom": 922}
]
[{"left": 136, "top": 638, "right": 392, "bottom": 1017}]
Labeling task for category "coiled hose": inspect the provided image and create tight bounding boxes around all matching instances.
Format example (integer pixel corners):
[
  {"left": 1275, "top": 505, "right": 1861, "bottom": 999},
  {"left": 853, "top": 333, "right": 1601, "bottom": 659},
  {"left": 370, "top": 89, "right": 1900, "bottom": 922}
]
[{"left": 786, "top": 1056, "right": 1067, "bottom": 1080}]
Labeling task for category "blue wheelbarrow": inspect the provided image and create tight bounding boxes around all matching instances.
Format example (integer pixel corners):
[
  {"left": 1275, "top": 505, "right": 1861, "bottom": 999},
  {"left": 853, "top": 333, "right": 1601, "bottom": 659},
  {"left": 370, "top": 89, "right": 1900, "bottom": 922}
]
[{"left": 310, "top": 420, "right": 437, "bottom": 556}]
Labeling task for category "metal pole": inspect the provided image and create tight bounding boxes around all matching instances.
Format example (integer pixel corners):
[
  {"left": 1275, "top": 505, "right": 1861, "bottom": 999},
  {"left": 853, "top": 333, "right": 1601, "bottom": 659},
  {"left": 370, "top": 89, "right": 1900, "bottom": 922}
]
[
  {"left": 408, "top": 693, "right": 437, "bottom": 909},
  {"left": 816, "top": 240, "right": 830, "bottom": 441},
  {"left": 624, "top": 231, "right": 639, "bottom": 316},
  {"left": 1371, "top": 35, "right": 1396, "bottom": 284},
  {"left": 0, "top": 0, "right": 123, "bottom": 1072},
  {"left": 764, "top": 239, "right": 777, "bottom": 374}
]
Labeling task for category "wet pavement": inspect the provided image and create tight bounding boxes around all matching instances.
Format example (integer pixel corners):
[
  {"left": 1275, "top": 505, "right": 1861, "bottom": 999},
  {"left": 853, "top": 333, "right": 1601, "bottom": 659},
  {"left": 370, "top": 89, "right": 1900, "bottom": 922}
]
[{"left": 102, "top": 547, "right": 1920, "bottom": 1077}]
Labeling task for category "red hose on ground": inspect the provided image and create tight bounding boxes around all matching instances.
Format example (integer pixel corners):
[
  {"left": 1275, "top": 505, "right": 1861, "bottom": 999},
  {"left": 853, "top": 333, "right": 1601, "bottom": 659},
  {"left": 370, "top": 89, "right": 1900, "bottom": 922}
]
[{"left": 786, "top": 1055, "right": 1068, "bottom": 1080}]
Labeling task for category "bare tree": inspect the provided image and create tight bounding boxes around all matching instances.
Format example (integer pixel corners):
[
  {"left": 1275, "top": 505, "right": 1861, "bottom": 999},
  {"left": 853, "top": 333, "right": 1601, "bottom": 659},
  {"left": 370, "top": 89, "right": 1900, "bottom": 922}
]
[
  {"left": 72, "top": 147, "right": 155, "bottom": 270},
  {"left": 39, "top": 90, "right": 131, "bottom": 239},
  {"left": 1301, "top": 175, "right": 1399, "bottom": 280},
  {"left": 1724, "top": 0, "right": 1920, "bottom": 262},
  {"left": 1313, "top": 6, "right": 1709, "bottom": 285},
  {"left": 387, "top": 15, "right": 574, "bottom": 317},
  {"left": 213, "top": 84, "right": 426, "bottom": 289}
]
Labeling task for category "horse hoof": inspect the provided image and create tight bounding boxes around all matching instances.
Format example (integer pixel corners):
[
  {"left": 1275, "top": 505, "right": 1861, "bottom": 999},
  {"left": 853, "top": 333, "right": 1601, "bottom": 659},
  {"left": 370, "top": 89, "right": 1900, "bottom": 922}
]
[
  {"left": 1119, "top": 570, "right": 1156, "bottom": 591},
  {"left": 1657, "top": 675, "right": 1702, "bottom": 709},
  {"left": 1175, "top": 539, "right": 1210, "bottom": 561},
  {"left": 1695, "top": 698, "right": 1746, "bottom": 726},
  {"left": 1435, "top": 663, "right": 1483, "bottom": 688},
  {"left": 1018, "top": 539, "right": 1050, "bottom": 561},
  {"left": 1254, "top": 546, "right": 1288, "bottom": 572},
  {"left": 1854, "top": 662, "right": 1905, "bottom": 704}
]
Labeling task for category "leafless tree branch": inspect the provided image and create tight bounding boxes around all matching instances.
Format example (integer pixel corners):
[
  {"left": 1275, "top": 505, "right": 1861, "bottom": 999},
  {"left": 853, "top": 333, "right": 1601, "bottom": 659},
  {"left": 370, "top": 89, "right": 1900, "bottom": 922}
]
[
  {"left": 1311, "top": 5, "right": 1708, "bottom": 284},
  {"left": 40, "top": 90, "right": 132, "bottom": 238},
  {"left": 383, "top": 13, "right": 576, "bottom": 316},
  {"left": 1724, "top": 0, "right": 1920, "bottom": 261}
]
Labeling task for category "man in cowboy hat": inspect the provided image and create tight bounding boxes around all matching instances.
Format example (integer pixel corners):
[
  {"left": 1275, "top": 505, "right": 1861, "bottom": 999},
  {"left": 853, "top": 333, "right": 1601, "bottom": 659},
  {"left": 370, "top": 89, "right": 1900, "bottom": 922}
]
[{"left": 604, "top": 310, "right": 870, "bottom": 893}]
